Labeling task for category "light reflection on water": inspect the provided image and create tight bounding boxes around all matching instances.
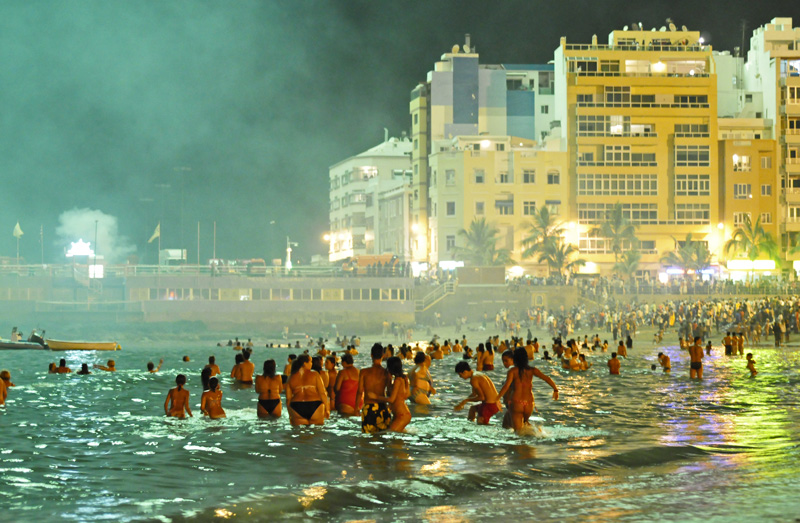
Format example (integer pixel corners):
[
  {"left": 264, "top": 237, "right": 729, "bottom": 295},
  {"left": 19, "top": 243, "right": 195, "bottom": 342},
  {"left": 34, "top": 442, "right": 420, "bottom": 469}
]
[{"left": 0, "top": 339, "right": 799, "bottom": 521}]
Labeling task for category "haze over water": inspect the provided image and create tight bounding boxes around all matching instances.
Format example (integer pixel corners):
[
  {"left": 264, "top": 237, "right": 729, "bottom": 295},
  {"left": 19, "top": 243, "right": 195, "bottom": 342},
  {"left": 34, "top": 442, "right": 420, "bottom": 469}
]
[{"left": 1, "top": 328, "right": 799, "bottom": 522}]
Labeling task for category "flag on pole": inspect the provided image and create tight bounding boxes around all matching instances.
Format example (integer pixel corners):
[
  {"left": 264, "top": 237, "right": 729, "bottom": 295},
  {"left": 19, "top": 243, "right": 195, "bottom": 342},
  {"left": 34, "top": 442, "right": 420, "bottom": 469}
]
[
  {"left": 148, "top": 223, "right": 160, "bottom": 243},
  {"left": 12, "top": 222, "right": 23, "bottom": 239}
]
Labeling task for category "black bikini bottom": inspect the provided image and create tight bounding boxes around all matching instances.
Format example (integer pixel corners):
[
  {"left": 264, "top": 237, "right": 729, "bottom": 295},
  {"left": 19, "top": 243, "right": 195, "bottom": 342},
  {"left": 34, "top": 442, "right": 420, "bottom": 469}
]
[
  {"left": 259, "top": 398, "right": 280, "bottom": 414},
  {"left": 290, "top": 401, "right": 322, "bottom": 420}
]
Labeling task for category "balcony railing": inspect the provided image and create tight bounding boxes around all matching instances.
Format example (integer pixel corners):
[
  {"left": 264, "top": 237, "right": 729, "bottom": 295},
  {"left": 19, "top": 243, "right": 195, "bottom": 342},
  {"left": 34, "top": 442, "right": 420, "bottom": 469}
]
[
  {"left": 564, "top": 43, "right": 708, "bottom": 53},
  {"left": 578, "top": 160, "right": 657, "bottom": 167},
  {"left": 573, "top": 70, "right": 709, "bottom": 78},
  {"left": 576, "top": 131, "right": 657, "bottom": 138},
  {"left": 576, "top": 101, "right": 710, "bottom": 109}
]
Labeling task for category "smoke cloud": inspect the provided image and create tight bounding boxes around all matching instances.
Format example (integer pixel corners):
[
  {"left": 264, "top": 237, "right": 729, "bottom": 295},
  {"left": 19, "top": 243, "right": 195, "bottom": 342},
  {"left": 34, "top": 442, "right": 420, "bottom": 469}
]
[{"left": 55, "top": 209, "right": 136, "bottom": 264}]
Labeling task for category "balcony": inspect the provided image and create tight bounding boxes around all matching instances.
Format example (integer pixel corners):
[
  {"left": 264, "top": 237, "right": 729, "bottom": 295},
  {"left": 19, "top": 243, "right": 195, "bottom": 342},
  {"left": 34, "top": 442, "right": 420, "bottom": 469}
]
[
  {"left": 782, "top": 102, "right": 800, "bottom": 116},
  {"left": 785, "top": 158, "right": 800, "bottom": 174},
  {"left": 564, "top": 42, "right": 708, "bottom": 53},
  {"left": 783, "top": 128, "right": 800, "bottom": 144},
  {"left": 577, "top": 160, "right": 657, "bottom": 167},
  {"left": 784, "top": 216, "right": 800, "bottom": 232},
  {"left": 785, "top": 187, "right": 800, "bottom": 203}
]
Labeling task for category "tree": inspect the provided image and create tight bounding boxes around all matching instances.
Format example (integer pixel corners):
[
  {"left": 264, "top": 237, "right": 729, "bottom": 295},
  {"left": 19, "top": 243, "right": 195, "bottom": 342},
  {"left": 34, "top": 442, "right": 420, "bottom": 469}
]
[
  {"left": 613, "top": 249, "right": 642, "bottom": 281},
  {"left": 520, "top": 206, "right": 564, "bottom": 260},
  {"left": 660, "top": 233, "right": 714, "bottom": 279},
  {"left": 723, "top": 215, "right": 780, "bottom": 279},
  {"left": 536, "top": 238, "right": 586, "bottom": 282},
  {"left": 591, "top": 202, "right": 638, "bottom": 263},
  {"left": 452, "top": 218, "right": 513, "bottom": 266}
]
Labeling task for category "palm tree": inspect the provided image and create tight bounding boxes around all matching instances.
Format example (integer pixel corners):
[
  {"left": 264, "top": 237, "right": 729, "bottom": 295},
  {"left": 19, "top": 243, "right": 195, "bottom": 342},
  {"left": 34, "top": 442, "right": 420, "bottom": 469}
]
[
  {"left": 723, "top": 214, "right": 780, "bottom": 279},
  {"left": 452, "top": 218, "right": 513, "bottom": 266},
  {"left": 591, "top": 202, "right": 638, "bottom": 263},
  {"left": 613, "top": 249, "right": 642, "bottom": 281},
  {"left": 536, "top": 238, "right": 586, "bottom": 283},
  {"left": 520, "top": 206, "right": 564, "bottom": 260},
  {"left": 660, "top": 233, "right": 714, "bottom": 279}
]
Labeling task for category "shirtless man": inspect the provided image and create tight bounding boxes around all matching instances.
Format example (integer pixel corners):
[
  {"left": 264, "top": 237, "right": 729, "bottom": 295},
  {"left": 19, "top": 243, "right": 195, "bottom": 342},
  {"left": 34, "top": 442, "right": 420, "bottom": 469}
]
[
  {"left": 204, "top": 356, "right": 221, "bottom": 377},
  {"left": 409, "top": 352, "right": 435, "bottom": 405},
  {"left": 357, "top": 343, "right": 392, "bottom": 433},
  {"left": 282, "top": 354, "right": 296, "bottom": 385},
  {"left": 56, "top": 359, "right": 71, "bottom": 374},
  {"left": 746, "top": 353, "right": 757, "bottom": 377},
  {"left": 722, "top": 332, "right": 734, "bottom": 356},
  {"left": 616, "top": 340, "right": 628, "bottom": 359},
  {"left": 657, "top": 352, "right": 671, "bottom": 373},
  {"left": 147, "top": 359, "right": 163, "bottom": 373},
  {"left": 453, "top": 361, "right": 502, "bottom": 425},
  {"left": 236, "top": 351, "right": 255, "bottom": 384},
  {"left": 608, "top": 353, "right": 621, "bottom": 375},
  {"left": 94, "top": 359, "right": 117, "bottom": 372},
  {"left": 689, "top": 336, "right": 704, "bottom": 379}
]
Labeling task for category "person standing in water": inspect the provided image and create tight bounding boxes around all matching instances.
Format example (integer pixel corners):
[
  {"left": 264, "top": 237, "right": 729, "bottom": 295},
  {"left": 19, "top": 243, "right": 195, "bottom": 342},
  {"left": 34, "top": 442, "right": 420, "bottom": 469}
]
[
  {"left": 255, "top": 359, "right": 283, "bottom": 418},
  {"left": 689, "top": 336, "right": 704, "bottom": 379},
  {"left": 454, "top": 361, "right": 502, "bottom": 425},
  {"left": 334, "top": 353, "right": 361, "bottom": 416},
  {"left": 496, "top": 348, "right": 559, "bottom": 433},
  {"left": 164, "top": 374, "right": 192, "bottom": 418},
  {"left": 608, "top": 353, "right": 621, "bottom": 375},
  {"left": 200, "top": 377, "right": 226, "bottom": 419},
  {"left": 746, "top": 353, "right": 758, "bottom": 377},
  {"left": 408, "top": 352, "right": 435, "bottom": 405},
  {"left": 286, "top": 354, "right": 328, "bottom": 426},
  {"left": 357, "top": 343, "right": 392, "bottom": 433},
  {"left": 367, "top": 356, "right": 411, "bottom": 432}
]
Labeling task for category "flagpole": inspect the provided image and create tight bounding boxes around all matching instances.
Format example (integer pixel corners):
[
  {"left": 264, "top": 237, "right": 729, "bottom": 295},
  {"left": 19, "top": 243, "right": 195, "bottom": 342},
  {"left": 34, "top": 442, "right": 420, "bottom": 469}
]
[
  {"left": 213, "top": 221, "right": 216, "bottom": 260},
  {"left": 197, "top": 221, "right": 200, "bottom": 267}
]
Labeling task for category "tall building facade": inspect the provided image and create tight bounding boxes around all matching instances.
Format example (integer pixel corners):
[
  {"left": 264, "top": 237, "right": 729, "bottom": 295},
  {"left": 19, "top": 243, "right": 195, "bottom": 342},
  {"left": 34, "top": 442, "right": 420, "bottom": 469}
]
[{"left": 328, "top": 137, "right": 412, "bottom": 262}]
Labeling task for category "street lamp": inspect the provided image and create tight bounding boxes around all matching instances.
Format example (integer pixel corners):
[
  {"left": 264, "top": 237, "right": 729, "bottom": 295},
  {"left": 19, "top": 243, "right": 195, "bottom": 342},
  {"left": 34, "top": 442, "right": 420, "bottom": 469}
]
[{"left": 286, "top": 236, "right": 298, "bottom": 271}]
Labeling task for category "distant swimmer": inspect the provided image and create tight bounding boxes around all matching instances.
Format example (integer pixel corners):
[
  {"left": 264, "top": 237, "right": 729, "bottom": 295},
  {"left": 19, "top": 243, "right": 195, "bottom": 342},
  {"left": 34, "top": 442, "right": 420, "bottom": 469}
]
[
  {"left": 0, "top": 370, "right": 14, "bottom": 388},
  {"left": 408, "top": 352, "right": 435, "bottom": 405},
  {"left": 579, "top": 354, "right": 591, "bottom": 371},
  {"left": 237, "top": 351, "right": 255, "bottom": 384},
  {"left": 0, "top": 373, "right": 5, "bottom": 406},
  {"left": 689, "top": 336, "right": 704, "bottom": 379},
  {"left": 496, "top": 348, "right": 558, "bottom": 433},
  {"left": 367, "top": 356, "right": 411, "bottom": 432},
  {"left": 200, "top": 377, "right": 226, "bottom": 419},
  {"left": 357, "top": 344, "right": 392, "bottom": 433},
  {"left": 705, "top": 341, "right": 713, "bottom": 356},
  {"left": 453, "top": 361, "right": 502, "bottom": 425},
  {"left": 147, "top": 359, "right": 163, "bottom": 373},
  {"left": 182, "top": 356, "right": 190, "bottom": 362},
  {"left": 746, "top": 353, "right": 758, "bottom": 377},
  {"left": 286, "top": 354, "right": 328, "bottom": 427},
  {"left": 77, "top": 363, "right": 92, "bottom": 375},
  {"left": 334, "top": 353, "right": 361, "bottom": 416},
  {"left": 723, "top": 332, "right": 734, "bottom": 356},
  {"left": 204, "top": 356, "right": 221, "bottom": 377},
  {"left": 608, "top": 353, "right": 621, "bottom": 375},
  {"left": 164, "top": 374, "right": 192, "bottom": 418},
  {"left": 617, "top": 340, "right": 628, "bottom": 359},
  {"left": 56, "top": 359, "right": 71, "bottom": 374},
  {"left": 94, "top": 359, "right": 116, "bottom": 372},
  {"left": 48, "top": 362, "right": 57, "bottom": 373},
  {"left": 255, "top": 359, "right": 283, "bottom": 418},
  {"left": 282, "top": 354, "right": 297, "bottom": 385}
]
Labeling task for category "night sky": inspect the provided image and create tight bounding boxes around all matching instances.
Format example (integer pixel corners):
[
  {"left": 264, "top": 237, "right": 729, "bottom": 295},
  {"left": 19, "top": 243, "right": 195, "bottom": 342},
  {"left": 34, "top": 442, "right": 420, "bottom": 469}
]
[{"left": 0, "top": 0, "right": 795, "bottom": 265}]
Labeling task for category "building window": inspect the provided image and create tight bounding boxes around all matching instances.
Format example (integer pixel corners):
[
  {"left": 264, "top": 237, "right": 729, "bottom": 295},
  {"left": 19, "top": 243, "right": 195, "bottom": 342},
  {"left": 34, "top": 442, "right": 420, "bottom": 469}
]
[
  {"left": 538, "top": 71, "right": 554, "bottom": 94},
  {"left": 446, "top": 235, "right": 456, "bottom": 251},
  {"left": 446, "top": 201, "right": 455, "bottom": 216},
  {"left": 761, "top": 156, "right": 772, "bottom": 169},
  {"left": 475, "top": 201, "right": 485, "bottom": 215},
  {"left": 733, "top": 184, "right": 752, "bottom": 199},
  {"left": 674, "top": 174, "right": 710, "bottom": 196},
  {"left": 541, "top": 105, "right": 549, "bottom": 114},
  {"left": 547, "top": 203, "right": 560, "bottom": 216},
  {"left": 414, "top": 139, "right": 418, "bottom": 150},
  {"left": 414, "top": 113, "right": 419, "bottom": 124},
  {"left": 674, "top": 123, "right": 709, "bottom": 137},
  {"left": 675, "top": 203, "right": 710, "bottom": 224},
  {"left": 498, "top": 171, "right": 511, "bottom": 183},
  {"left": 523, "top": 201, "right": 537, "bottom": 215},
  {"left": 733, "top": 155, "right": 751, "bottom": 171},
  {"left": 523, "top": 170, "right": 535, "bottom": 183},
  {"left": 762, "top": 184, "right": 772, "bottom": 196},
  {"left": 579, "top": 173, "right": 658, "bottom": 196},
  {"left": 547, "top": 171, "right": 560, "bottom": 184},
  {"left": 675, "top": 145, "right": 710, "bottom": 166},
  {"left": 578, "top": 203, "right": 657, "bottom": 224},
  {"left": 474, "top": 169, "right": 485, "bottom": 184},
  {"left": 495, "top": 199, "right": 514, "bottom": 215},
  {"left": 761, "top": 212, "right": 772, "bottom": 224},
  {"left": 446, "top": 169, "right": 456, "bottom": 186},
  {"left": 496, "top": 143, "right": 505, "bottom": 151},
  {"left": 733, "top": 212, "right": 751, "bottom": 226}
]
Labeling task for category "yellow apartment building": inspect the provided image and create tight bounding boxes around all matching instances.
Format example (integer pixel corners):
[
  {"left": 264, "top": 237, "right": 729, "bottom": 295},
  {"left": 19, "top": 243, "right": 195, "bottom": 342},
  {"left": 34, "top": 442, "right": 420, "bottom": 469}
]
[
  {"left": 427, "top": 135, "right": 568, "bottom": 269},
  {"left": 554, "top": 26, "right": 719, "bottom": 277}
]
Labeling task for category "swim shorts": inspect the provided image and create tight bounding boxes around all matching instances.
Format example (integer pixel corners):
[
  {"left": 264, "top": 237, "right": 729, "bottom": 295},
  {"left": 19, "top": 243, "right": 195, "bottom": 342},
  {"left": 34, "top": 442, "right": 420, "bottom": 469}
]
[
  {"left": 690, "top": 361, "right": 702, "bottom": 370},
  {"left": 361, "top": 402, "right": 391, "bottom": 434},
  {"left": 476, "top": 402, "right": 501, "bottom": 422}
]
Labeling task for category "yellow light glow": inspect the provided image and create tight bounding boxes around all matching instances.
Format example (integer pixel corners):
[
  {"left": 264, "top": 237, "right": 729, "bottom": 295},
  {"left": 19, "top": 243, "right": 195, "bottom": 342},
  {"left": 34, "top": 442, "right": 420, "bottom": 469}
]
[
  {"left": 298, "top": 486, "right": 327, "bottom": 508},
  {"left": 323, "top": 234, "right": 331, "bottom": 241},
  {"left": 652, "top": 61, "right": 666, "bottom": 73},
  {"left": 214, "top": 508, "right": 234, "bottom": 518},
  {"left": 508, "top": 265, "right": 525, "bottom": 278},
  {"left": 480, "top": 139, "right": 491, "bottom": 150}
]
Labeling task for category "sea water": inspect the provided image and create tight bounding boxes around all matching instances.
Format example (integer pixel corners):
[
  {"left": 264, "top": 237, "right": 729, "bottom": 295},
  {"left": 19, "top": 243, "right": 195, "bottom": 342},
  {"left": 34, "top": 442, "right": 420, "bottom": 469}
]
[{"left": 1, "top": 337, "right": 799, "bottom": 522}]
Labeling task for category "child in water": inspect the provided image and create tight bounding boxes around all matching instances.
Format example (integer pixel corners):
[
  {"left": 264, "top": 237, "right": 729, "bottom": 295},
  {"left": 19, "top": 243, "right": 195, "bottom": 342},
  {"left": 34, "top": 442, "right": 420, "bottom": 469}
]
[{"left": 746, "top": 353, "right": 757, "bottom": 377}]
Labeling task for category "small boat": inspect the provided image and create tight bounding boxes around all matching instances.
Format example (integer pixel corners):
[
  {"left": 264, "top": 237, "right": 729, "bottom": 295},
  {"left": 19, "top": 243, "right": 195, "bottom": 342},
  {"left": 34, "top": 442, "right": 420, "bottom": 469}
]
[
  {"left": 47, "top": 340, "right": 121, "bottom": 351},
  {"left": 0, "top": 340, "right": 48, "bottom": 350}
]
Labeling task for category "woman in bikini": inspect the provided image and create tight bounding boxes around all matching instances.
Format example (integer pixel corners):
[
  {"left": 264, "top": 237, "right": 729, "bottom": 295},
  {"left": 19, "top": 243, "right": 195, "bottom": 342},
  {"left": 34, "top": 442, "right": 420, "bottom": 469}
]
[
  {"left": 164, "top": 374, "right": 193, "bottom": 418},
  {"left": 496, "top": 348, "right": 558, "bottom": 433},
  {"left": 325, "top": 356, "right": 337, "bottom": 412},
  {"left": 334, "top": 353, "right": 360, "bottom": 416},
  {"left": 286, "top": 354, "right": 328, "bottom": 426},
  {"left": 482, "top": 345, "right": 495, "bottom": 371},
  {"left": 368, "top": 356, "right": 411, "bottom": 432},
  {"left": 409, "top": 352, "right": 435, "bottom": 405},
  {"left": 255, "top": 359, "right": 283, "bottom": 418},
  {"left": 200, "top": 377, "right": 226, "bottom": 419}
]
